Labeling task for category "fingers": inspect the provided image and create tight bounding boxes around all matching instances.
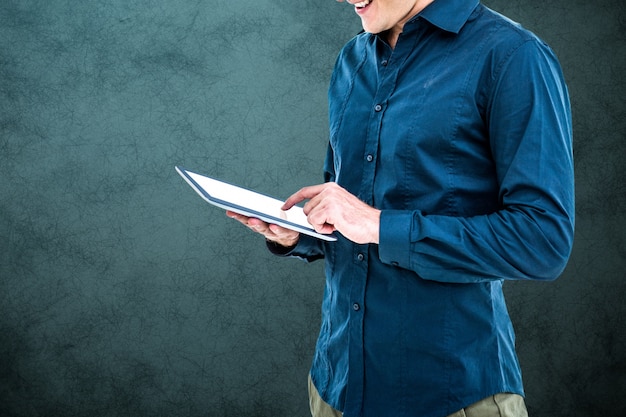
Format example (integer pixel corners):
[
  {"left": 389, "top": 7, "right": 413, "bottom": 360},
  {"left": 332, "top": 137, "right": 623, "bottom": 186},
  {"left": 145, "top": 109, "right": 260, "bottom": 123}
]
[
  {"left": 225, "top": 210, "right": 250, "bottom": 226},
  {"left": 225, "top": 211, "right": 300, "bottom": 247},
  {"left": 226, "top": 211, "right": 270, "bottom": 233},
  {"left": 229, "top": 182, "right": 342, "bottom": 241},
  {"left": 229, "top": 182, "right": 379, "bottom": 244},
  {"left": 281, "top": 184, "right": 328, "bottom": 211}
]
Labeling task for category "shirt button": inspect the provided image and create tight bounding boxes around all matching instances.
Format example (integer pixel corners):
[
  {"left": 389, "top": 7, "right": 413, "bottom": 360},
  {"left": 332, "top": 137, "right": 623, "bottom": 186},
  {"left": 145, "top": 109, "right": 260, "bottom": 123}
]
[
  {"left": 374, "top": 104, "right": 382, "bottom": 112},
  {"left": 353, "top": 303, "right": 361, "bottom": 311},
  {"left": 366, "top": 154, "right": 374, "bottom": 162},
  {"left": 357, "top": 253, "right": 364, "bottom": 261},
  {"left": 381, "top": 59, "right": 388, "bottom": 66}
]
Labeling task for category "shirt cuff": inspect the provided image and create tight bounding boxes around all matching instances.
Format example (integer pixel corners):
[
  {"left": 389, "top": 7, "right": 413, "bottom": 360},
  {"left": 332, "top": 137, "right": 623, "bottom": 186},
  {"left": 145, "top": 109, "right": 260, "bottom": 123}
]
[
  {"left": 265, "top": 234, "right": 323, "bottom": 262},
  {"left": 378, "top": 210, "right": 413, "bottom": 269},
  {"left": 265, "top": 239, "right": 298, "bottom": 256}
]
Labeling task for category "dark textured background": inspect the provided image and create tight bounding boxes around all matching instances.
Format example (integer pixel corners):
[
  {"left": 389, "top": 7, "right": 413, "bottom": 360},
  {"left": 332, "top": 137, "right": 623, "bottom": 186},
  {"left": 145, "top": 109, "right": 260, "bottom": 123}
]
[{"left": 1, "top": 0, "right": 624, "bottom": 416}]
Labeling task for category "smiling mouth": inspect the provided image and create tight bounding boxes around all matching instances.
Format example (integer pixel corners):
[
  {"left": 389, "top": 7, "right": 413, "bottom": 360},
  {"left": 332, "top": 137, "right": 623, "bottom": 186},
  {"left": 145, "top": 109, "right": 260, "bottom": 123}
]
[{"left": 354, "top": 0, "right": 371, "bottom": 9}]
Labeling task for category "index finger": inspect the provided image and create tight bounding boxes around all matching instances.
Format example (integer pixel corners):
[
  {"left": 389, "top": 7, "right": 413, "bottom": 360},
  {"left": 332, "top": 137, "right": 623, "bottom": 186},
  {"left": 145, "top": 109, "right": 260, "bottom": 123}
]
[{"left": 281, "top": 184, "right": 326, "bottom": 210}]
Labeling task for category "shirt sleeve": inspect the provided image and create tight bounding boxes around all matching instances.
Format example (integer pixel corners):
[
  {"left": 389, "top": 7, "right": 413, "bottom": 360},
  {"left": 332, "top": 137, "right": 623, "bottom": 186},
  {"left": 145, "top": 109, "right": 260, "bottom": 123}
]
[
  {"left": 378, "top": 39, "right": 575, "bottom": 283},
  {"left": 266, "top": 234, "right": 325, "bottom": 262}
]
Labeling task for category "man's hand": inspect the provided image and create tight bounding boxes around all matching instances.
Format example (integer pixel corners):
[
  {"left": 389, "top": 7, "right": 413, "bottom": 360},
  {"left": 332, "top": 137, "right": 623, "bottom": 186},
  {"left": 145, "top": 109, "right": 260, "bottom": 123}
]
[
  {"left": 226, "top": 211, "right": 300, "bottom": 248},
  {"left": 282, "top": 183, "right": 380, "bottom": 245}
]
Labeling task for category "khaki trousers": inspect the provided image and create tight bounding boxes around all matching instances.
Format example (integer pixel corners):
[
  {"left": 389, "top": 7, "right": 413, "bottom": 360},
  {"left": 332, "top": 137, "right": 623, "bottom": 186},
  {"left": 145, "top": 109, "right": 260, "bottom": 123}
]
[
  {"left": 308, "top": 374, "right": 529, "bottom": 417},
  {"left": 446, "top": 393, "right": 528, "bottom": 417},
  {"left": 308, "top": 374, "right": 343, "bottom": 417}
]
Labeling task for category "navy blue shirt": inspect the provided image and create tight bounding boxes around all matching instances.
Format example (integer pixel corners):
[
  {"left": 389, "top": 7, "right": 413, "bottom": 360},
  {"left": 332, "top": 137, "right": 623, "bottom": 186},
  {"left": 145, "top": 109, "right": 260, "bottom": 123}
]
[{"left": 274, "top": 0, "right": 574, "bottom": 416}]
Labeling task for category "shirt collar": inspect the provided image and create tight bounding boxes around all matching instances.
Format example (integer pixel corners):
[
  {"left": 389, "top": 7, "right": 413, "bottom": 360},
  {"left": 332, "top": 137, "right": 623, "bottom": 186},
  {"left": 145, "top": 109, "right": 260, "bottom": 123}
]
[{"left": 413, "top": 0, "right": 480, "bottom": 34}]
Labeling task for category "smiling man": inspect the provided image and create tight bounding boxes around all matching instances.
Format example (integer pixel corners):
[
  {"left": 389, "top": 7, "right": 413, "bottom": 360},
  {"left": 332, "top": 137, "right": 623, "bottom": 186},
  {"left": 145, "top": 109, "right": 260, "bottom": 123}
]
[{"left": 227, "top": 0, "right": 574, "bottom": 416}]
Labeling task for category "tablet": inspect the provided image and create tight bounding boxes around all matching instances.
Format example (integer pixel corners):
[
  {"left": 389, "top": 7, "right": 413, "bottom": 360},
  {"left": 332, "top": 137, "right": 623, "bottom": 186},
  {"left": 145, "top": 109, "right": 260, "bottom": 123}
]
[{"left": 175, "top": 167, "right": 337, "bottom": 241}]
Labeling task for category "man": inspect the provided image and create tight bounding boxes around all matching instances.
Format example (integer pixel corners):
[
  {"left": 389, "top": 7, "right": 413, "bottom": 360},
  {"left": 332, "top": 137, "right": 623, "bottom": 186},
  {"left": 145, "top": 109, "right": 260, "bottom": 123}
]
[{"left": 228, "top": 0, "right": 574, "bottom": 416}]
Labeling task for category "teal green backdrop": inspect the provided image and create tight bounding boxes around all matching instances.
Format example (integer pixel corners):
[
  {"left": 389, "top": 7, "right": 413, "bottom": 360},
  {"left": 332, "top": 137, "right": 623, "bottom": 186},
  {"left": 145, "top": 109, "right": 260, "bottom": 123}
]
[{"left": 1, "top": 1, "right": 624, "bottom": 416}]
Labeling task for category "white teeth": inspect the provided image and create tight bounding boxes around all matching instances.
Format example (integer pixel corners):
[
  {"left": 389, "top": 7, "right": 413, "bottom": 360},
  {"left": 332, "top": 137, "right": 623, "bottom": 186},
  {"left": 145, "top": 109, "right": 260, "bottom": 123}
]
[{"left": 354, "top": 0, "right": 371, "bottom": 8}]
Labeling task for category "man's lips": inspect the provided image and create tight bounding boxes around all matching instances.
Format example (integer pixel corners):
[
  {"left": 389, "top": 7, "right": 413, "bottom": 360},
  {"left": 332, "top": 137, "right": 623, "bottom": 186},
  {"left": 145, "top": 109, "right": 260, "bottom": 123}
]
[
  {"left": 340, "top": 0, "right": 372, "bottom": 10},
  {"left": 353, "top": 0, "right": 373, "bottom": 15}
]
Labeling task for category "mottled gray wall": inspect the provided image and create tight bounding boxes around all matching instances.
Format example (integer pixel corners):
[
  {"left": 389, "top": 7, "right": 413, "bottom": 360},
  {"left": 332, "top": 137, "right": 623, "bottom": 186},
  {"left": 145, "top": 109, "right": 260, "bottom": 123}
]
[{"left": 0, "top": 1, "right": 624, "bottom": 416}]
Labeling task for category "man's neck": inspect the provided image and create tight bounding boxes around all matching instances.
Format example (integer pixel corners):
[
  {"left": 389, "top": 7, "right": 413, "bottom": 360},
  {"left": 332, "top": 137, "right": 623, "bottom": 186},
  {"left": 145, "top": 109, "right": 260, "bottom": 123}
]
[{"left": 384, "top": 0, "right": 435, "bottom": 49}]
